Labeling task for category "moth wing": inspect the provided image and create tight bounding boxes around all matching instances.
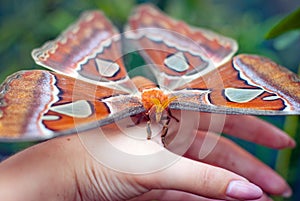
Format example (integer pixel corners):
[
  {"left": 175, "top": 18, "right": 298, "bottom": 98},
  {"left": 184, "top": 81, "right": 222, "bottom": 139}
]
[
  {"left": 126, "top": 5, "right": 300, "bottom": 115},
  {"left": 169, "top": 54, "right": 300, "bottom": 115},
  {"left": 32, "top": 11, "right": 136, "bottom": 93},
  {"left": 0, "top": 70, "right": 144, "bottom": 141},
  {"left": 125, "top": 4, "right": 238, "bottom": 89}
]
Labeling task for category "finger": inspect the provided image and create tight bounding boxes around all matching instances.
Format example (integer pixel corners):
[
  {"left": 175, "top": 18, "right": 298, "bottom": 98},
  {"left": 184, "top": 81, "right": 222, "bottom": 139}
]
[
  {"left": 256, "top": 194, "right": 274, "bottom": 201},
  {"left": 184, "top": 130, "right": 292, "bottom": 198},
  {"left": 136, "top": 155, "right": 263, "bottom": 201},
  {"left": 79, "top": 124, "right": 262, "bottom": 200},
  {"left": 129, "top": 189, "right": 221, "bottom": 201},
  {"left": 196, "top": 113, "right": 295, "bottom": 149},
  {"left": 130, "top": 191, "right": 274, "bottom": 201},
  {"left": 93, "top": 123, "right": 264, "bottom": 200}
]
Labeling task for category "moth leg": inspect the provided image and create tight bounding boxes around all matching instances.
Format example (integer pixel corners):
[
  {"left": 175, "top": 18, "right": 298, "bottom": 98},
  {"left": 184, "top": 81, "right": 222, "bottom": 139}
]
[
  {"left": 167, "top": 109, "right": 179, "bottom": 122},
  {"left": 146, "top": 121, "right": 152, "bottom": 140},
  {"left": 145, "top": 112, "right": 152, "bottom": 140},
  {"left": 161, "top": 116, "right": 171, "bottom": 147}
]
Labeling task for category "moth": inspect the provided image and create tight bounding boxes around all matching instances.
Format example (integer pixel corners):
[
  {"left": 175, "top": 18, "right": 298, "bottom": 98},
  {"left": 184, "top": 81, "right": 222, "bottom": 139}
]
[{"left": 0, "top": 4, "right": 299, "bottom": 144}]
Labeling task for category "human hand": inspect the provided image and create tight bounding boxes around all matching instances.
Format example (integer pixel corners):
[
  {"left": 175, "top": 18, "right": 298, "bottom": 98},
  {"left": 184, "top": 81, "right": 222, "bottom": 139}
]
[{"left": 0, "top": 111, "right": 295, "bottom": 201}]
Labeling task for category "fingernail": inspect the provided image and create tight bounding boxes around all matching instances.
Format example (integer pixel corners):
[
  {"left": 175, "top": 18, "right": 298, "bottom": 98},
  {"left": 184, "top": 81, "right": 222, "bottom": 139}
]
[
  {"left": 226, "top": 180, "right": 263, "bottom": 200},
  {"left": 282, "top": 187, "right": 292, "bottom": 198},
  {"left": 288, "top": 138, "right": 296, "bottom": 148}
]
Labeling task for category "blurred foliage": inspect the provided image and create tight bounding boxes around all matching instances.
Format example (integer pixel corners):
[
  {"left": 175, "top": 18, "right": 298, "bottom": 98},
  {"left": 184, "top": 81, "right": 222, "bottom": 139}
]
[
  {"left": 0, "top": 0, "right": 300, "bottom": 200},
  {"left": 264, "top": 5, "right": 300, "bottom": 201},
  {"left": 266, "top": 7, "right": 300, "bottom": 39}
]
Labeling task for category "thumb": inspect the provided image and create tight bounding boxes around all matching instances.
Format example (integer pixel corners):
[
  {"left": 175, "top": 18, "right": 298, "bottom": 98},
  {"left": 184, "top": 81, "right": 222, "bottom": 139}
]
[{"left": 136, "top": 156, "right": 263, "bottom": 200}]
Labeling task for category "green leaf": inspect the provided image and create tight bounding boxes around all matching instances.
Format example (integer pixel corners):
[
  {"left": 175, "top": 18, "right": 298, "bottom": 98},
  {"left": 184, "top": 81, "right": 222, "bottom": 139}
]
[{"left": 265, "top": 7, "right": 300, "bottom": 39}]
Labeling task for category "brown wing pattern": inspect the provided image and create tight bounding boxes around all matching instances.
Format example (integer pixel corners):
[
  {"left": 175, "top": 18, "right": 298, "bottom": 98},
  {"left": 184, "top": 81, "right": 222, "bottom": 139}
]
[
  {"left": 128, "top": 4, "right": 237, "bottom": 66},
  {"left": 0, "top": 70, "right": 143, "bottom": 141},
  {"left": 170, "top": 55, "right": 300, "bottom": 114},
  {"left": 32, "top": 11, "right": 136, "bottom": 92}
]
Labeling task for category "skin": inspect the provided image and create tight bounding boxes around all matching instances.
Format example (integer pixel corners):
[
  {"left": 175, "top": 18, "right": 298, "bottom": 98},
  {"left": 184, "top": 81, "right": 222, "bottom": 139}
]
[{"left": 0, "top": 113, "right": 295, "bottom": 201}]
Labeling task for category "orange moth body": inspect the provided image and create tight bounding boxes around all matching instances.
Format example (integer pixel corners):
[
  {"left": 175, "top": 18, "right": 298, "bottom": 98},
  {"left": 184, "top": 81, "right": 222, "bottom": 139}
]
[
  {"left": 141, "top": 88, "right": 169, "bottom": 111},
  {"left": 141, "top": 88, "right": 177, "bottom": 122}
]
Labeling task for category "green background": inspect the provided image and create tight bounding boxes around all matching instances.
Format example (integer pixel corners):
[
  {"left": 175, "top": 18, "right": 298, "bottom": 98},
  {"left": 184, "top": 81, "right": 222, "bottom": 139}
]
[{"left": 0, "top": 0, "right": 299, "bottom": 200}]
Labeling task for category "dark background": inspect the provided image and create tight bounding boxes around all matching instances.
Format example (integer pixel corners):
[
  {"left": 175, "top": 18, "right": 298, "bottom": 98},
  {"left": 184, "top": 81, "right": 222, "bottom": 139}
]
[{"left": 0, "top": 0, "right": 299, "bottom": 200}]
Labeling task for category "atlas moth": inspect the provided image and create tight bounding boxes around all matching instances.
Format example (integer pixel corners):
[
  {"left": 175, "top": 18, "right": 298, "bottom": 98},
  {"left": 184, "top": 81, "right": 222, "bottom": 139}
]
[{"left": 0, "top": 4, "right": 299, "bottom": 146}]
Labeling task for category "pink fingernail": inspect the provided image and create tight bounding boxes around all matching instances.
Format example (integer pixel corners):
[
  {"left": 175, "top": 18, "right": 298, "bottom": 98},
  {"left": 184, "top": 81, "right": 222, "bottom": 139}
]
[
  {"left": 282, "top": 187, "right": 292, "bottom": 198},
  {"left": 226, "top": 180, "right": 263, "bottom": 200}
]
